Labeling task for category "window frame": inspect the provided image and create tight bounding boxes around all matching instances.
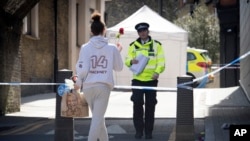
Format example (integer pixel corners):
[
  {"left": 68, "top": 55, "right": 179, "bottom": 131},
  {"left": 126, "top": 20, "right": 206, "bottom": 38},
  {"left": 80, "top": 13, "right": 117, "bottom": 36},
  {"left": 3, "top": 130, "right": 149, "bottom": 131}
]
[{"left": 23, "top": 4, "right": 39, "bottom": 39}]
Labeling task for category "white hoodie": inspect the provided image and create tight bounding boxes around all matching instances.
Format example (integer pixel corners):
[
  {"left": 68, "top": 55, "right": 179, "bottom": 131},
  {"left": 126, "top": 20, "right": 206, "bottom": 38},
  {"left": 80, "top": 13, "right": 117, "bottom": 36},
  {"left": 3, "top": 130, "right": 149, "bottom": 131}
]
[{"left": 75, "top": 35, "right": 123, "bottom": 90}]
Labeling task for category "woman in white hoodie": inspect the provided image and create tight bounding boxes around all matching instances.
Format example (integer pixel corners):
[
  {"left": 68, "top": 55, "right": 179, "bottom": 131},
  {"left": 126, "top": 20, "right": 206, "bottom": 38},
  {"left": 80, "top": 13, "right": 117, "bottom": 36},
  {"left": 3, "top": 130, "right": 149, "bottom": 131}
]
[{"left": 74, "top": 12, "right": 123, "bottom": 141}]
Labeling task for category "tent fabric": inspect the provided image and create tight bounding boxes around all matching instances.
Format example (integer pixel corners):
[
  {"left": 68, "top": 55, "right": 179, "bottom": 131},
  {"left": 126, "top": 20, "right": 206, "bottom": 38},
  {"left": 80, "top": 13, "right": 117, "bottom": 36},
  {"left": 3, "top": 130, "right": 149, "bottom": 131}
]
[
  {"left": 107, "top": 5, "right": 187, "bottom": 33},
  {"left": 106, "top": 5, "right": 188, "bottom": 87}
]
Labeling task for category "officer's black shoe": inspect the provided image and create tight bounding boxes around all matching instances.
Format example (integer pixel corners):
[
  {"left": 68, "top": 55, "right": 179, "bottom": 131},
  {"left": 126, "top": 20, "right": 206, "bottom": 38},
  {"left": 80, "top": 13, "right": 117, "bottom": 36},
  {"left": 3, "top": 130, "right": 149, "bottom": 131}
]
[
  {"left": 145, "top": 134, "right": 153, "bottom": 139},
  {"left": 135, "top": 132, "right": 143, "bottom": 139}
]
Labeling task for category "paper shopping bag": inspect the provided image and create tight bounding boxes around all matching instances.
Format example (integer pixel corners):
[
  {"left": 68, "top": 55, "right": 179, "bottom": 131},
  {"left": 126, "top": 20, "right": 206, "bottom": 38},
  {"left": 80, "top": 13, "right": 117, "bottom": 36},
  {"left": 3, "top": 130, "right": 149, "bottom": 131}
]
[{"left": 61, "top": 89, "right": 89, "bottom": 118}]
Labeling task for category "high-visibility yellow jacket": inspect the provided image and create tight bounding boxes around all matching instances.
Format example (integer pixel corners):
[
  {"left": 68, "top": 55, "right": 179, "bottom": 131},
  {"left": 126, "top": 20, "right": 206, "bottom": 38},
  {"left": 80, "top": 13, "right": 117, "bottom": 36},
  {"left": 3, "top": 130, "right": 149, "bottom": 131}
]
[{"left": 125, "top": 36, "right": 165, "bottom": 81}]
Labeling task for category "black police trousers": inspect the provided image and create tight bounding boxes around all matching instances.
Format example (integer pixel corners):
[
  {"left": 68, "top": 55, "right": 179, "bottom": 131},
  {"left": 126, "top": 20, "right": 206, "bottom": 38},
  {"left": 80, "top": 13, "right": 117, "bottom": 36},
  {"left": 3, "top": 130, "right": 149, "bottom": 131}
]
[{"left": 131, "top": 79, "right": 158, "bottom": 135}]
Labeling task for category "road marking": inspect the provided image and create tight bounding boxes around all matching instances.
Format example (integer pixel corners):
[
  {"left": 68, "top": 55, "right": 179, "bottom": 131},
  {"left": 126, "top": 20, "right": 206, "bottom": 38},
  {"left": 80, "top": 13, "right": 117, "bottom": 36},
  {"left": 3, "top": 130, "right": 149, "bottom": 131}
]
[{"left": 107, "top": 125, "right": 126, "bottom": 134}]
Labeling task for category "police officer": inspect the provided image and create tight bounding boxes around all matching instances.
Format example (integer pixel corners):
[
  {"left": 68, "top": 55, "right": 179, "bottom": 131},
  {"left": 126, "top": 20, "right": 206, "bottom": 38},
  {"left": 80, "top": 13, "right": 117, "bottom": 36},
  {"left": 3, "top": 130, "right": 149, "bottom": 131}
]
[{"left": 125, "top": 22, "right": 165, "bottom": 139}]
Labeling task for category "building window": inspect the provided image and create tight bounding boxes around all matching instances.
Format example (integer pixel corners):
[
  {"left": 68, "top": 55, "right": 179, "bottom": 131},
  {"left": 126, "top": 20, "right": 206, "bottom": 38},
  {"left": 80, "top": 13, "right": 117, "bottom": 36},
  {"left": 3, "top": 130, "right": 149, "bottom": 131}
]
[{"left": 23, "top": 4, "right": 39, "bottom": 39}]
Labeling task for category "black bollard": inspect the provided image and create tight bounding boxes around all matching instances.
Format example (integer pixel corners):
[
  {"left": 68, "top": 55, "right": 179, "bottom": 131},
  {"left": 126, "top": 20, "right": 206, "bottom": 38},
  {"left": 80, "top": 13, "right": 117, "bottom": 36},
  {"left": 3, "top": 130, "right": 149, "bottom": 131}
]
[
  {"left": 54, "top": 69, "right": 74, "bottom": 141},
  {"left": 176, "top": 75, "right": 194, "bottom": 141}
]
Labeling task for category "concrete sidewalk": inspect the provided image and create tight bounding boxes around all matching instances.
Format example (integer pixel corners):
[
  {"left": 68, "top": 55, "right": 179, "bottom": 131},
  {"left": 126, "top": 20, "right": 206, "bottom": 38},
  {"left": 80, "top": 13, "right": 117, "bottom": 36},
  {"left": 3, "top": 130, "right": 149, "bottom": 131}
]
[
  {"left": 5, "top": 86, "right": 243, "bottom": 118},
  {"left": 1, "top": 86, "right": 250, "bottom": 141},
  {"left": 5, "top": 89, "right": 206, "bottom": 118}
]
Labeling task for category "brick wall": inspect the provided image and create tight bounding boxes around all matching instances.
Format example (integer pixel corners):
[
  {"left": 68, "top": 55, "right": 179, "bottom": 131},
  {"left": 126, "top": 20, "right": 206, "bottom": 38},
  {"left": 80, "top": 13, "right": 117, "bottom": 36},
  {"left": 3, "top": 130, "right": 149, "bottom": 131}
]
[
  {"left": 0, "top": 20, "right": 22, "bottom": 114},
  {"left": 240, "top": 0, "right": 250, "bottom": 100},
  {"left": 6, "top": 46, "right": 21, "bottom": 113},
  {"left": 21, "top": 0, "right": 69, "bottom": 96}
]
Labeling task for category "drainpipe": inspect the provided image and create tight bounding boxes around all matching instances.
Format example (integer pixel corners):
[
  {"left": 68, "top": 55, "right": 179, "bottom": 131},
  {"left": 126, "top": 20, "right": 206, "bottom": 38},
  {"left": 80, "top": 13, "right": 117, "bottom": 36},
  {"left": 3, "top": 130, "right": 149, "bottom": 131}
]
[{"left": 53, "top": 0, "right": 58, "bottom": 86}]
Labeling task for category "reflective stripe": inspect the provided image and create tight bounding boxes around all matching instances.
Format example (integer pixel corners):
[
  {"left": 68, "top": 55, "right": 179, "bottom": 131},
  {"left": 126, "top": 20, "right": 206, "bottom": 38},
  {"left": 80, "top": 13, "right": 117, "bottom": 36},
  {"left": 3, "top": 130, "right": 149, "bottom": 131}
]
[
  {"left": 145, "top": 65, "right": 156, "bottom": 69},
  {"left": 158, "top": 62, "right": 165, "bottom": 66},
  {"left": 149, "top": 56, "right": 155, "bottom": 59},
  {"left": 135, "top": 48, "right": 148, "bottom": 51},
  {"left": 157, "top": 54, "right": 165, "bottom": 58}
]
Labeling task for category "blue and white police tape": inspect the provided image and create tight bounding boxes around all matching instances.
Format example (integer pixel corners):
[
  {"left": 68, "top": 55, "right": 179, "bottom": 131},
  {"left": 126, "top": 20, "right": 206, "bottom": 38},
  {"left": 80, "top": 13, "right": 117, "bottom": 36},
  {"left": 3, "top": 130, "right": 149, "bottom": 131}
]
[
  {"left": 0, "top": 50, "right": 250, "bottom": 92},
  {"left": 193, "top": 50, "right": 250, "bottom": 84},
  {"left": 0, "top": 82, "right": 185, "bottom": 92},
  {"left": 114, "top": 85, "right": 177, "bottom": 91},
  {"left": 0, "top": 82, "right": 64, "bottom": 86}
]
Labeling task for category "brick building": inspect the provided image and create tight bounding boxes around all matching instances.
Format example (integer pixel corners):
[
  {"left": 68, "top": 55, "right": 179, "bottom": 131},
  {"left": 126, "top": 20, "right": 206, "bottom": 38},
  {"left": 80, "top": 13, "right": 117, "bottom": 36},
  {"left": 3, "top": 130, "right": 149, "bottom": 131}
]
[
  {"left": 21, "top": 0, "right": 107, "bottom": 96},
  {"left": 0, "top": 0, "right": 107, "bottom": 114},
  {"left": 1, "top": 0, "right": 250, "bottom": 115}
]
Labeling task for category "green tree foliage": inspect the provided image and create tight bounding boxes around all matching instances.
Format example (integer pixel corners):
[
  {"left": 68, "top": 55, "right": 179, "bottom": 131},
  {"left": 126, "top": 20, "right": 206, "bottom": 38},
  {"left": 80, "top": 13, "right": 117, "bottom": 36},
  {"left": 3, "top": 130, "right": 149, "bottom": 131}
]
[{"left": 174, "top": 4, "right": 220, "bottom": 62}]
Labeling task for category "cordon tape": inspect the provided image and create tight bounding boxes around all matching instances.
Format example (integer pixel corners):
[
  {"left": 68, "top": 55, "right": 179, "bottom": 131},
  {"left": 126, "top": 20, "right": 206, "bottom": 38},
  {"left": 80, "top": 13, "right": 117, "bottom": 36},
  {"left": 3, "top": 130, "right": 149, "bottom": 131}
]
[{"left": 0, "top": 51, "right": 250, "bottom": 92}]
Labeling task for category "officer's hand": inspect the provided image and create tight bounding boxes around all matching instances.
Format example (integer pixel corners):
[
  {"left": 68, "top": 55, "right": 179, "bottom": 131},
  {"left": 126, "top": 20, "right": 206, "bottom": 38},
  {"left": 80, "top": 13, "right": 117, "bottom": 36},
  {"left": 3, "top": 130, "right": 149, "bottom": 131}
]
[
  {"left": 130, "top": 59, "right": 139, "bottom": 65},
  {"left": 152, "top": 73, "right": 159, "bottom": 80}
]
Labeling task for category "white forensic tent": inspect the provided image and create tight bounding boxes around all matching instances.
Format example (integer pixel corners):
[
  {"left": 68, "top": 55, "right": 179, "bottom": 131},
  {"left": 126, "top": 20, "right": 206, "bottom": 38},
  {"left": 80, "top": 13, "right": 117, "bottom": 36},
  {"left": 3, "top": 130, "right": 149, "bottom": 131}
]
[{"left": 106, "top": 5, "right": 188, "bottom": 87}]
